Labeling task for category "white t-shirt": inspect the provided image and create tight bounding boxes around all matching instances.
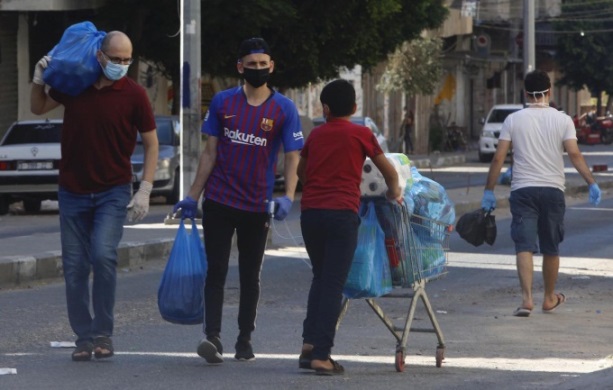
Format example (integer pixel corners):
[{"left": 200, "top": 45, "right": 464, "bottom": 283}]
[{"left": 499, "top": 106, "right": 576, "bottom": 192}]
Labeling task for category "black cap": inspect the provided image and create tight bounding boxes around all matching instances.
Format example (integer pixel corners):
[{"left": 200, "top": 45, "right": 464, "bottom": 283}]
[{"left": 238, "top": 37, "right": 271, "bottom": 59}]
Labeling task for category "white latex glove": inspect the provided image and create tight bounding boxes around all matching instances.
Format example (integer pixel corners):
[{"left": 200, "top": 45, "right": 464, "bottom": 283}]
[
  {"left": 127, "top": 181, "right": 153, "bottom": 222},
  {"left": 33, "top": 56, "right": 51, "bottom": 85}
]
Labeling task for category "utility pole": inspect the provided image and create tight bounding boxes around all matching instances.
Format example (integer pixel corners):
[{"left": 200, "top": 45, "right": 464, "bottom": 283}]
[
  {"left": 179, "top": 0, "right": 202, "bottom": 206},
  {"left": 523, "top": 0, "right": 535, "bottom": 74}
]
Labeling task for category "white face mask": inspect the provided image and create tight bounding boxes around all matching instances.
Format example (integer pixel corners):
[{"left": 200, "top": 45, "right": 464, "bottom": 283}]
[
  {"left": 526, "top": 89, "right": 550, "bottom": 107},
  {"left": 101, "top": 62, "right": 129, "bottom": 81}
]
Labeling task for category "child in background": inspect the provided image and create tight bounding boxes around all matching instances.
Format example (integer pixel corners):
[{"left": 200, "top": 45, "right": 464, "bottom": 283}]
[{"left": 297, "top": 79, "right": 402, "bottom": 375}]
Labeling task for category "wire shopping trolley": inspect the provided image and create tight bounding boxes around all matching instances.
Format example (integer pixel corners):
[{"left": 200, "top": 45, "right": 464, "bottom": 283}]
[{"left": 337, "top": 198, "right": 452, "bottom": 372}]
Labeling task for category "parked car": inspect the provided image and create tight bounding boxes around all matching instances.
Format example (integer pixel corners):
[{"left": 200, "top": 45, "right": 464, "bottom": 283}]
[
  {"left": 0, "top": 119, "right": 62, "bottom": 214},
  {"left": 478, "top": 104, "right": 524, "bottom": 162},
  {"left": 0, "top": 115, "right": 180, "bottom": 215},
  {"left": 131, "top": 115, "right": 181, "bottom": 205},
  {"left": 311, "top": 116, "right": 390, "bottom": 152}
]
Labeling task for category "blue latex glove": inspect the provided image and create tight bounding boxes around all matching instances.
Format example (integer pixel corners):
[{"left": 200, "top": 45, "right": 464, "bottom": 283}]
[
  {"left": 589, "top": 183, "right": 601, "bottom": 205},
  {"left": 481, "top": 190, "right": 496, "bottom": 211},
  {"left": 173, "top": 196, "right": 198, "bottom": 219},
  {"left": 273, "top": 195, "right": 292, "bottom": 221}
]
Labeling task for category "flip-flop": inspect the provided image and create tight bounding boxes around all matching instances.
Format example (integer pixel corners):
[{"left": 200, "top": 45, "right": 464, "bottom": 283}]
[
  {"left": 543, "top": 293, "right": 566, "bottom": 313},
  {"left": 513, "top": 307, "right": 532, "bottom": 317}
]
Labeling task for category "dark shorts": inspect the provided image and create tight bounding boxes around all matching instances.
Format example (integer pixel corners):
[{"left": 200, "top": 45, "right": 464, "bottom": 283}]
[{"left": 509, "top": 187, "right": 565, "bottom": 255}]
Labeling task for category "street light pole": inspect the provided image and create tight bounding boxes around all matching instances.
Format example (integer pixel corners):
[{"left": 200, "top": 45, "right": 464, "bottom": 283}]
[
  {"left": 179, "top": 0, "right": 201, "bottom": 204},
  {"left": 523, "top": 0, "right": 535, "bottom": 74}
]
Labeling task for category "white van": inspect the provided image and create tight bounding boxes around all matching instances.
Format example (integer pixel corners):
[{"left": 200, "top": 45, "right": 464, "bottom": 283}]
[{"left": 478, "top": 104, "right": 524, "bottom": 162}]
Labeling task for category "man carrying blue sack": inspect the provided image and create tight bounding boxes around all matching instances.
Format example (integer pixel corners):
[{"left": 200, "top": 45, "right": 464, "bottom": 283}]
[
  {"left": 174, "top": 37, "right": 304, "bottom": 363},
  {"left": 481, "top": 70, "right": 600, "bottom": 318},
  {"left": 30, "top": 30, "right": 159, "bottom": 361}
]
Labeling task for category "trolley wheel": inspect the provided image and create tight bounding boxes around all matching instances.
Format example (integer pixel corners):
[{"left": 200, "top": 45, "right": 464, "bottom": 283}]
[
  {"left": 435, "top": 346, "right": 445, "bottom": 367},
  {"left": 395, "top": 350, "right": 406, "bottom": 372}
]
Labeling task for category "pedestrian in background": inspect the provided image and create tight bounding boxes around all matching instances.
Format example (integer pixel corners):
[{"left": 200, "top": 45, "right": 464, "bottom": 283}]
[
  {"left": 400, "top": 107, "right": 414, "bottom": 154},
  {"left": 481, "top": 69, "right": 600, "bottom": 318},
  {"left": 297, "top": 79, "right": 401, "bottom": 375},
  {"left": 174, "top": 37, "right": 304, "bottom": 363},
  {"left": 30, "top": 31, "right": 159, "bottom": 361}
]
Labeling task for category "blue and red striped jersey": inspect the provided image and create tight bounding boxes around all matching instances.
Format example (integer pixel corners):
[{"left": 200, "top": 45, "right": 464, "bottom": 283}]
[{"left": 202, "top": 86, "right": 303, "bottom": 212}]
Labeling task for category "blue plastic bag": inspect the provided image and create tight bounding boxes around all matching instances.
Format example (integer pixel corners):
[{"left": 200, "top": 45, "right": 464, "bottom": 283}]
[
  {"left": 158, "top": 219, "right": 207, "bottom": 325},
  {"left": 343, "top": 201, "right": 393, "bottom": 299},
  {"left": 44, "top": 21, "right": 106, "bottom": 96}
]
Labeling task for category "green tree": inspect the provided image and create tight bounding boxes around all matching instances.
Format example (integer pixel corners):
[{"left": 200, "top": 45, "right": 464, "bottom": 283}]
[
  {"left": 96, "top": 0, "right": 181, "bottom": 110},
  {"left": 376, "top": 37, "right": 444, "bottom": 95},
  {"left": 202, "top": 0, "right": 448, "bottom": 89},
  {"left": 555, "top": 0, "right": 613, "bottom": 115},
  {"left": 97, "top": 0, "right": 448, "bottom": 108}
]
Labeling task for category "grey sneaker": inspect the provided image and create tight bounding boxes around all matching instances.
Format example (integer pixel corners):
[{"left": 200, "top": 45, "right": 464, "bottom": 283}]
[
  {"left": 234, "top": 339, "right": 255, "bottom": 361},
  {"left": 197, "top": 337, "right": 223, "bottom": 364}
]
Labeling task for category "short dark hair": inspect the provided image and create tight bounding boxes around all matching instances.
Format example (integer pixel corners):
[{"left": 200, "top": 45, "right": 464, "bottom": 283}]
[
  {"left": 524, "top": 70, "right": 551, "bottom": 94},
  {"left": 238, "top": 37, "right": 270, "bottom": 60},
  {"left": 320, "top": 79, "right": 356, "bottom": 117}
]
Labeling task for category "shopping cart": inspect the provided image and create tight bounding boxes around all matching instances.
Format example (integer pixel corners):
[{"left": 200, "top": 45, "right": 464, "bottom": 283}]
[{"left": 337, "top": 198, "right": 452, "bottom": 372}]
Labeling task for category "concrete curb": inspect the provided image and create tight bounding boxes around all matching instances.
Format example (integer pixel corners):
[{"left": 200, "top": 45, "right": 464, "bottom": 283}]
[{"left": 0, "top": 239, "right": 175, "bottom": 288}]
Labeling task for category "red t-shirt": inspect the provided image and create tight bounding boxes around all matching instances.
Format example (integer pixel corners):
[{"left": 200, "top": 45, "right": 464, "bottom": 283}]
[
  {"left": 50, "top": 77, "right": 156, "bottom": 193},
  {"left": 300, "top": 118, "right": 383, "bottom": 212}
]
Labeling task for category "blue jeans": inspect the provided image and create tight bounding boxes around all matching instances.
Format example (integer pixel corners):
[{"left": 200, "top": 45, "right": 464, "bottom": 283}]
[
  {"left": 58, "top": 184, "right": 131, "bottom": 345},
  {"left": 301, "top": 209, "right": 360, "bottom": 361}
]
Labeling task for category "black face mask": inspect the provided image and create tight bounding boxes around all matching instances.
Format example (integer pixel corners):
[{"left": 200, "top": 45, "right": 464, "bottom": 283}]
[{"left": 243, "top": 67, "right": 270, "bottom": 88}]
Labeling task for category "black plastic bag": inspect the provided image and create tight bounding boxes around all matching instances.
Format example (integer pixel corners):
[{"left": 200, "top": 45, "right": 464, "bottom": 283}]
[
  {"left": 456, "top": 209, "right": 496, "bottom": 247},
  {"left": 456, "top": 209, "right": 486, "bottom": 246},
  {"left": 484, "top": 212, "right": 497, "bottom": 245}
]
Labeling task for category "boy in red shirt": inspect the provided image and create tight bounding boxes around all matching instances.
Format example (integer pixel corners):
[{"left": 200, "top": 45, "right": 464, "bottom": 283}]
[{"left": 297, "top": 79, "right": 402, "bottom": 375}]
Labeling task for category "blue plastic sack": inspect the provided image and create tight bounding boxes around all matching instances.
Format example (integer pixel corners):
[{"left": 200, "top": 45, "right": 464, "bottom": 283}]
[
  {"left": 43, "top": 21, "right": 106, "bottom": 96},
  {"left": 343, "top": 201, "right": 393, "bottom": 299},
  {"left": 409, "top": 166, "right": 455, "bottom": 228},
  {"left": 158, "top": 219, "right": 207, "bottom": 325}
]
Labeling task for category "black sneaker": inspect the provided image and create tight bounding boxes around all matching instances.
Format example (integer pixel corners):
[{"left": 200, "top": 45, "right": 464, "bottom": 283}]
[
  {"left": 197, "top": 337, "right": 223, "bottom": 364},
  {"left": 207, "top": 336, "right": 223, "bottom": 355},
  {"left": 234, "top": 339, "right": 255, "bottom": 361}
]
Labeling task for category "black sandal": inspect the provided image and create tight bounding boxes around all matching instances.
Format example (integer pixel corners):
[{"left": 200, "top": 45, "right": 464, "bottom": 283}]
[
  {"left": 298, "top": 350, "right": 313, "bottom": 369},
  {"left": 72, "top": 342, "right": 93, "bottom": 362},
  {"left": 314, "top": 358, "right": 345, "bottom": 376},
  {"left": 93, "top": 336, "right": 114, "bottom": 359}
]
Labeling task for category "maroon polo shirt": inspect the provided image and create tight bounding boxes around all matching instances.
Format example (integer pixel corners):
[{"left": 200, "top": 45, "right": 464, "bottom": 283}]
[{"left": 50, "top": 77, "right": 155, "bottom": 194}]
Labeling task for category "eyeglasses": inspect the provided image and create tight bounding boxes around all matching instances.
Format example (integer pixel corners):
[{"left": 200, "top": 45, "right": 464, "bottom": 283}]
[{"left": 101, "top": 51, "right": 133, "bottom": 65}]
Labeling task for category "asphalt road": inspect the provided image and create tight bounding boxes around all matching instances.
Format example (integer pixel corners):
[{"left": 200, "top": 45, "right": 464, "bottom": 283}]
[{"left": 1, "top": 191, "right": 612, "bottom": 389}]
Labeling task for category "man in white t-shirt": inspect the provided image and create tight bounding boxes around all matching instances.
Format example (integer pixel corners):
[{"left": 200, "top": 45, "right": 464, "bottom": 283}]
[{"left": 481, "top": 70, "right": 601, "bottom": 318}]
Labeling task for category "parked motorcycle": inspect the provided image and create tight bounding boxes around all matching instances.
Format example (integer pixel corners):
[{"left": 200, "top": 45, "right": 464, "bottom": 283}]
[{"left": 573, "top": 114, "right": 613, "bottom": 145}]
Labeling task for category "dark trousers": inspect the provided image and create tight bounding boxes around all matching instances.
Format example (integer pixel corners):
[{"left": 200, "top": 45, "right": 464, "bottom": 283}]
[
  {"left": 301, "top": 209, "right": 360, "bottom": 360},
  {"left": 201, "top": 199, "right": 270, "bottom": 341},
  {"left": 404, "top": 132, "right": 413, "bottom": 154}
]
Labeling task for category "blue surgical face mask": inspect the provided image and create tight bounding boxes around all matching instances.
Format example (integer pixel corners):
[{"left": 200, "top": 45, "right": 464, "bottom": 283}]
[{"left": 101, "top": 62, "right": 129, "bottom": 81}]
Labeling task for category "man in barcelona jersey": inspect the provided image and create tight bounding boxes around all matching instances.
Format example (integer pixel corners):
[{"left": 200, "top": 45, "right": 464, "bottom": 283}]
[{"left": 174, "top": 37, "right": 304, "bottom": 363}]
